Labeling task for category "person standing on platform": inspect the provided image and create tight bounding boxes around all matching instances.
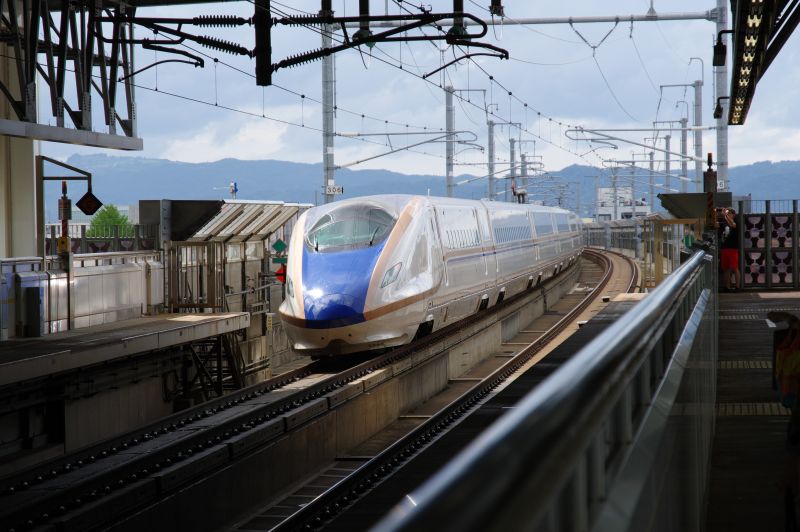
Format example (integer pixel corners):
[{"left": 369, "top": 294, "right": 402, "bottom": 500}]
[{"left": 720, "top": 207, "right": 741, "bottom": 291}]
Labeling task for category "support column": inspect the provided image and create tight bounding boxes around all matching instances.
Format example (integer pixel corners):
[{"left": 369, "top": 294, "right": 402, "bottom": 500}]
[
  {"left": 321, "top": 3, "right": 336, "bottom": 204},
  {"left": 680, "top": 117, "right": 689, "bottom": 193},
  {"left": 665, "top": 134, "right": 672, "bottom": 193},
  {"left": 715, "top": 0, "right": 729, "bottom": 190},
  {"left": 649, "top": 151, "right": 655, "bottom": 211},
  {"left": 508, "top": 138, "right": 516, "bottom": 203},
  {"left": 487, "top": 120, "right": 495, "bottom": 200},
  {"left": 612, "top": 167, "right": 618, "bottom": 221},
  {"left": 520, "top": 153, "right": 528, "bottom": 192},
  {"left": 445, "top": 86, "right": 454, "bottom": 197},
  {"left": 693, "top": 80, "right": 703, "bottom": 192},
  {"left": 0, "top": 43, "right": 40, "bottom": 259}
]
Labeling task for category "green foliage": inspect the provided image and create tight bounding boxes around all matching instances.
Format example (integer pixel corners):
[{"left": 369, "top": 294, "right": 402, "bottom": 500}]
[{"left": 86, "top": 205, "right": 134, "bottom": 238}]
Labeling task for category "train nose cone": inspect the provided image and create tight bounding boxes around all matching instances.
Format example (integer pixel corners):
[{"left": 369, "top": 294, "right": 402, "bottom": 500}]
[{"left": 304, "top": 293, "right": 365, "bottom": 328}]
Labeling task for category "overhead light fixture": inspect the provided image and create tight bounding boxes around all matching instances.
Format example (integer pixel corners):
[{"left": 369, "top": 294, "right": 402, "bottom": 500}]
[
  {"left": 714, "top": 96, "right": 730, "bottom": 120},
  {"left": 713, "top": 30, "right": 734, "bottom": 66}
]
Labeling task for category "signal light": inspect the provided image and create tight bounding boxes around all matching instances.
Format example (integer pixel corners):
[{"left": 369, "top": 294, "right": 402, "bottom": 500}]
[{"left": 275, "top": 264, "right": 286, "bottom": 284}]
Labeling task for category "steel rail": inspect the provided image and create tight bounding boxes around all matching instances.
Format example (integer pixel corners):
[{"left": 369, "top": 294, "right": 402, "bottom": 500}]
[
  {"left": 376, "top": 250, "right": 708, "bottom": 532},
  {"left": 273, "top": 250, "right": 621, "bottom": 531},
  {"left": 0, "top": 255, "right": 582, "bottom": 531}
]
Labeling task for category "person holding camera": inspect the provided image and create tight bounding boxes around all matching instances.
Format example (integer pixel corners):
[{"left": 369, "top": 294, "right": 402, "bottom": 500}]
[{"left": 719, "top": 207, "right": 741, "bottom": 291}]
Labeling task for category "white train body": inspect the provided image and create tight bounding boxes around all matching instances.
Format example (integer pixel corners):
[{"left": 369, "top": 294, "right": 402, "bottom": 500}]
[{"left": 279, "top": 195, "right": 583, "bottom": 355}]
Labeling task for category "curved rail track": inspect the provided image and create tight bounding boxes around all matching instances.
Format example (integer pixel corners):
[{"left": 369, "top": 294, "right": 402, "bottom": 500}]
[
  {"left": 0, "top": 250, "right": 634, "bottom": 532},
  {"left": 232, "top": 249, "right": 637, "bottom": 531}
]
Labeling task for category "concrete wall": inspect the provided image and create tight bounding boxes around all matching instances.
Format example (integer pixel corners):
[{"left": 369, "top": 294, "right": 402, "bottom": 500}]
[{"left": 64, "top": 376, "right": 173, "bottom": 452}]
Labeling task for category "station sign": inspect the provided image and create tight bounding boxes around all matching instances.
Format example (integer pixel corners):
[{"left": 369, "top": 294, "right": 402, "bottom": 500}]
[
  {"left": 326, "top": 185, "right": 344, "bottom": 195},
  {"left": 272, "top": 238, "right": 287, "bottom": 253},
  {"left": 76, "top": 191, "right": 103, "bottom": 215}
]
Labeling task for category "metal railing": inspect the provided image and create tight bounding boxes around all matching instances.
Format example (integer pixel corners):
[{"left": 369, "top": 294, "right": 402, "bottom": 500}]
[
  {"left": 376, "top": 247, "right": 717, "bottom": 532},
  {"left": 44, "top": 224, "right": 158, "bottom": 254}
]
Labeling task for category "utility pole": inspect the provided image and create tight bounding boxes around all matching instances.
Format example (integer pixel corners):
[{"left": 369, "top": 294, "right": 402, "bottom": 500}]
[
  {"left": 520, "top": 153, "right": 528, "bottom": 193},
  {"left": 576, "top": 181, "right": 582, "bottom": 216},
  {"left": 445, "top": 86, "right": 455, "bottom": 197},
  {"left": 649, "top": 151, "right": 655, "bottom": 210},
  {"left": 630, "top": 166, "right": 636, "bottom": 219},
  {"left": 321, "top": 0, "right": 336, "bottom": 204},
  {"left": 508, "top": 138, "right": 516, "bottom": 203},
  {"left": 487, "top": 120, "right": 495, "bottom": 200},
  {"left": 664, "top": 134, "right": 671, "bottom": 193},
  {"left": 680, "top": 117, "right": 688, "bottom": 192},
  {"left": 715, "top": 0, "right": 729, "bottom": 190},
  {"left": 612, "top": 167, "right": 619, "bottom": 221},
  {"left": 693, "top": 79, "right": 703, "bottom": 191}
]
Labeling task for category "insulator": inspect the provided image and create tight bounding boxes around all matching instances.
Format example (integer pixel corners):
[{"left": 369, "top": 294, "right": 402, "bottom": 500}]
[
  {"left": 192, "top": 15, "right": 249, "bottom": 27},
  {"left": 276, "top": 50, "right": 324, "bottom": 69},
  {"left": 194, "top": 35, "right": 250, "bottom": 56}
]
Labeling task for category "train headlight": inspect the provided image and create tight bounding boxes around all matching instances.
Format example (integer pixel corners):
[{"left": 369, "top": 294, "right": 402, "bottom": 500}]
[
  {"left": 381, "top": 262, "right": 402, "bottom": 288},
  {"left": 287, "top": 276, "right": 294, "bottom": 298}
]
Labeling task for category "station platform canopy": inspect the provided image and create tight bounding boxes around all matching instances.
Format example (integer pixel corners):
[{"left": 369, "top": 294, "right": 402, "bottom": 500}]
[{"left": 189, "top": 200, "right": 312, "bottom": 243}]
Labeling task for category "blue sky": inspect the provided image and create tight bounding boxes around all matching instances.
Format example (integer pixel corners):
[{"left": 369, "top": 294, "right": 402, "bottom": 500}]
[{"left": 41, "top": 1, "right": 800, "bottom": 180}]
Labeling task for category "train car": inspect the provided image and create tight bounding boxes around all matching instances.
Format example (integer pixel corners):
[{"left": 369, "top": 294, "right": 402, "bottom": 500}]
[{"left": 278, "top": 195, "right": 583, "bottom": 355}]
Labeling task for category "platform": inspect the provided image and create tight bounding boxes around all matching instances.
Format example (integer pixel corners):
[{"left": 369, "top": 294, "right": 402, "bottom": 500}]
[
  {"left": 706, "top": 292, "right": 800, "bottom": 531},
  {"left": 0, "top": 312, "right": 249, "bottom": 386}
]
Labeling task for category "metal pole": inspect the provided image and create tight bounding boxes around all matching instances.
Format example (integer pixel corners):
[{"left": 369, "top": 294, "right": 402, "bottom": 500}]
[
  {"left": 359, "top": 11, "right": 716, "bottom": 28},
  {"left": 612, "top": 167, "right": 618, "bottom": 221},
  {"left": 680, "top": 117, "right": 688, "bottom": 193},
  {"left": 665, "top": 134, "right": 671, "bottom": 193},
  {"left": 521, "top": 153, "right": 528, "bottom": 192},
  {"left": 487, "top": 120, "right": 495, "bottom": 200},
  {"left": 445, "top": 86, "right": 455, "bottom": 197},
  {"left": 508, "top": 137, "right": 516, "bottom": 203},
  {"left": 631, "top": 166, "right": 636, "bottom": 219},
  {"left": 649, "top": 151, "right": 655, "bottom": 211},
  {"left": 321, "top": 3, "right": 336, "bottom": 204},
  {"left": 576, "top": 181, "right": 582, "bottom": 216},
  {"left": 693, "top": 80, "right": 703, "bottom": 192},
  {"left": 715, "top": 0, "right": 729, "bottom": 190}
]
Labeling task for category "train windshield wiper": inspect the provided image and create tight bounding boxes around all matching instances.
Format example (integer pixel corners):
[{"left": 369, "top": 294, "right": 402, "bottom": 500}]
[
  {"left": 369, "top": 226, "right": 381, "bottom": 247},
  {"left": 314, "top": 236, "right": 319, "bottom": 251}
]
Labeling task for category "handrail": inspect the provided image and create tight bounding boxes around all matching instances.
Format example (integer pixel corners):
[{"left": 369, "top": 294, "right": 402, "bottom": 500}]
[{"left": 376, "top": 249, "right": 710, "bottom": 531}]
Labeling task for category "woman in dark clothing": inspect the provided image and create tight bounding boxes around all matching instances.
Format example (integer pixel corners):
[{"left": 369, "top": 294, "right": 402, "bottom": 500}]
[{"left": 720, "top": 208, "right": 741, "bottom": 290}]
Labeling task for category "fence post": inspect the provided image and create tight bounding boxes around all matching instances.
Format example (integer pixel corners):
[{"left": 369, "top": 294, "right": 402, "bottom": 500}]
[
  {"left": 113, "top": 225, "right": 120, "bottom": 252},
  {"left": 794, "top": 200, "right": 799, "bottom": 290},
  {"left": 80, "top": 225, "right": 88, "bottom": 254},
  {"left": 766, "top": 201, "right": 772, "bottom": 289}
]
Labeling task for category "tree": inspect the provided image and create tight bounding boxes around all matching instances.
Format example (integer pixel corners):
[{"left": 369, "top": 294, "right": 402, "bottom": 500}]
[{"left": 86, "top": 205, "right": 134, "bottom": 237}]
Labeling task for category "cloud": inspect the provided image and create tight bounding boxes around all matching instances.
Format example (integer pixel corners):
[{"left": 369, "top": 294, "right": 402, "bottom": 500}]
[{"left": 159, "top": 114, "right": 293, "bottom": 162}]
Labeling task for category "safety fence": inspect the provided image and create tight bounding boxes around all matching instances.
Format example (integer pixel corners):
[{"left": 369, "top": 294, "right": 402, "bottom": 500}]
[
  {"left": 377, "top": 248, "right": 717, "bottom": 532},
  {"left": 44, "top": 224, "right": 159, "bottom": 254},
  {"left": 736, "top": 199, "right": 799, "bottom": 289},
  {"left": 585, "top": 216, "right": 700, "bottom": 289}
]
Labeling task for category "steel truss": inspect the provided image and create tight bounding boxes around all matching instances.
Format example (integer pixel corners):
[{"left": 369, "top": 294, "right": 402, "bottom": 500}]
[{"left": 0, "top": 0, "right": 142, "bottom": 148}]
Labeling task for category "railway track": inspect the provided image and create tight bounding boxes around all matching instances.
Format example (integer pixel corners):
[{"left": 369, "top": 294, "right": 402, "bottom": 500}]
[
  {"left": 230, "top": 249, "right": 637, "bottom": 531},
  {"left": 0, "top": 255, "right": 586, "bottom": 532}
]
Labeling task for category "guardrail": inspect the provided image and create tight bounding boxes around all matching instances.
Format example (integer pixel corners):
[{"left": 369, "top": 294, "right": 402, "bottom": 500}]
[{"left": 376, "top": 247, "right": 717, "bottom": 532}]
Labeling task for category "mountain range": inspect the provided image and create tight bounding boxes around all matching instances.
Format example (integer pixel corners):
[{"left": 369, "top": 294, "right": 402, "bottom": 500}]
[{"left": 51, "top": 153, "right": 800, "bottom": 221}]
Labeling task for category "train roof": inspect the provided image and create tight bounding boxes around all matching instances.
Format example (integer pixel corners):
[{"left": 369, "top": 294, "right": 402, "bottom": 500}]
[{"left": 311, "top": 194, "right": 576, "bottom": 216}]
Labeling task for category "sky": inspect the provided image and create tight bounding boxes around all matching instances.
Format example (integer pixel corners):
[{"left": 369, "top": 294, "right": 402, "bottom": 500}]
[{"left": 40, "top": 1, "right": 800, "bottom": 186}]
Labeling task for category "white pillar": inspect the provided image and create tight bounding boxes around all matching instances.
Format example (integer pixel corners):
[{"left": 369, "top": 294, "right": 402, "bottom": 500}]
[{"left": 0, "top": 44, "right": 40, "bottom": 258}]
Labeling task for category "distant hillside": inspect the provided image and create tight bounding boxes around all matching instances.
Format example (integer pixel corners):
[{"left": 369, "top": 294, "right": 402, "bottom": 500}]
[{"left": 53, "top": 154, "right": 800, "bottom": 220}]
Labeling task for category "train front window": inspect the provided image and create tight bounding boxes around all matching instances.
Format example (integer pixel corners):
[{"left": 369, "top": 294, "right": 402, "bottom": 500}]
[{"left": 306, "top": 206, "right": 396, "bottom": 251}]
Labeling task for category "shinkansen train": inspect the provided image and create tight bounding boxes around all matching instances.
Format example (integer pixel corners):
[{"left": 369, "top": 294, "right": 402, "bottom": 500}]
[{"left": 278, "top": 195, "right": 583, "bottom": 355}]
